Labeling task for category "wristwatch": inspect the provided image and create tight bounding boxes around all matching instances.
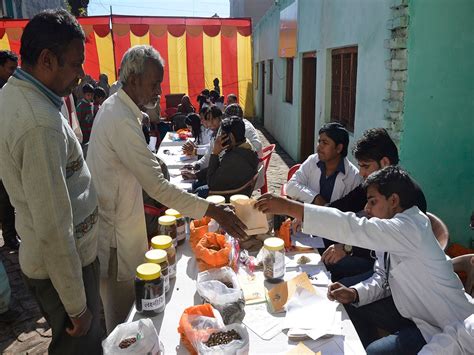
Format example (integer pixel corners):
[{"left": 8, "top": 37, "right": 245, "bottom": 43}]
[{"left": 343, "top": 244, "right": 353, "bottom": 256}]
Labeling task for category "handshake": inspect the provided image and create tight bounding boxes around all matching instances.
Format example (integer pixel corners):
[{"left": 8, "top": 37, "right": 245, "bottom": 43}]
[{"left": 181, "top": 164, "right": 198, "bottom": 180}]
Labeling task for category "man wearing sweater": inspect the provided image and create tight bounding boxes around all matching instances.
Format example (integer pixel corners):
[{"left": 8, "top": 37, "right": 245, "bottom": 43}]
[
  {"left": 0, "top": 10, "right": 103, "bottom": 354},
  {"left": 87, "top": 45, "right": 247, "bottom": 333}
]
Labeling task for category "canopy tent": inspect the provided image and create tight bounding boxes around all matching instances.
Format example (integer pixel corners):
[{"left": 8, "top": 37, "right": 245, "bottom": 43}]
[{"left": 0, "top": 15, "right": 254, "bottom": 116}]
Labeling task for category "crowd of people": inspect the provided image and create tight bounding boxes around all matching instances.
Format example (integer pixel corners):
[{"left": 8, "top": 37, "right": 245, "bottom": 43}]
[{"left": 0, "top": 8, "right": 472, "bottom": 355}]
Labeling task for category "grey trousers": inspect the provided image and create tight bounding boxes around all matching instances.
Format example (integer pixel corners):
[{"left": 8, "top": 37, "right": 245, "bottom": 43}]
[
  {"left": 23, "top": 258, "right": 104, "bottom": 355},
  {"left": 100, "top": 248, "right": 135, "bottom": 335}
]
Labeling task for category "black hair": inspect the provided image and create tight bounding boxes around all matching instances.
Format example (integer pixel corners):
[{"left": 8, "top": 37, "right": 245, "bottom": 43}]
[
  {"left": 0, "top": 50, "right": 18, "bottom": 65},
  {"left": 20, "top": 9, "right": 85, "bottom": 67},
  {"left": 199, "top": 106, "right": 210, "bottom": 116},
  {"left": 207, "top": 106, "right": 222, "bottom": 120},
  {"left": 363, "top": 166, "right": 417, "bottom": 210},
  {"left": 221, "top": 116, "right": 245, "bottom": 144},
  {"left": 213, "top": 77, "right": 219, "bottom": 84},
  {"left": 353, "top": 128, "right": 399, "bottom": 165},
  {"left": 82, "top": 83, "right": 94, "bottom": 94},
  {"left": 93, "top": 86, "right": 106, "bottom": 98},
  {"left": 201, "top": 89, "right": 210, "bottom": 97},
  {"left": 318, "top": 122, "right": 349, "bottom": 157},
  {"left": 209, "top": 90, "right": 219, "bottom": 101},
  {"left": 185, "top": 113, "right": 202, "bottom": 144}
]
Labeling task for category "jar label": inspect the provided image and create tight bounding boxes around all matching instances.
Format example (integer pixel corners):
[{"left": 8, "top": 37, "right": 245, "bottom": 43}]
[
  {"left": 273, "top": 253, "right": 285, "bottom": 278},
  {"left": 142, "top": 294, "right": 165, "bottom": 311},
  {"left": 177, "top": 225, "right": 186, "bottom": 241},
  {"left": 169, "top": 263, "right": 177, "bottom": 277},
  {"left": 164, "top": 274, "right": 170, "bottom": 292}
]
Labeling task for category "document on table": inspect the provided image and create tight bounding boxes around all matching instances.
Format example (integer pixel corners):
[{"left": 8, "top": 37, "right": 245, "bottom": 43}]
[
  {"left": 243, "top": 302, "right": 285, "bottom": 340},
  {"left": 292, "top": 232, "right": 325, "bottom": 249},
  {"left": 282, "top": 287, "right": 341, "bottom": 341}
]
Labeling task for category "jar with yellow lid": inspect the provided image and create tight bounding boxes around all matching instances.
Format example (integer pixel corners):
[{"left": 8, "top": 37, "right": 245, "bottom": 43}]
[
  {"left": 134, "top": 263, "right": 165, "bottom": 315},
  {"left": 158, "top": 215, "right": 178, "bottom": 247},
  {"left": 165, "top": 209, "right": 186, "bottom": 246},
  {"left": 151, "top": 235, "right": 177, "bottom": 279},
  {"left": 263, "top": 237, "right": 285, "bottom": 282},
  {"left": 145, "top": 249, "right": 169, "bottom": 293}
]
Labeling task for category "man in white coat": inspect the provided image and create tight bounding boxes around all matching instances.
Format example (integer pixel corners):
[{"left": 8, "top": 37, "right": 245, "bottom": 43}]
[
  {"left": 87, "top": 45, "right": 247, "bottom": 333},
  {"left": 255, "top": 167, "right": 473, "bottom": 354}
]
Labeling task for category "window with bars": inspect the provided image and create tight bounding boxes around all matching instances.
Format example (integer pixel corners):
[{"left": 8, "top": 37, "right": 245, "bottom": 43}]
[
  {"left": 285, "top": 58, "right": 293, "bottom": 103},
  {"left": 331, "top": 47, "right": 358, "bottom": 132},
  {"left": 268, "top": 60, "right": 273, "bottom": 95}
]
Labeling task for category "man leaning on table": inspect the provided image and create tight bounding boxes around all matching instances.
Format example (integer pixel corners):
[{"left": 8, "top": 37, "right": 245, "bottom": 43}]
[
  {"left": 86, "top": 45, "right": 248, "bottom": 333},
  {"left": 255, "top": 167, "right": 474, "bottom": 355}
]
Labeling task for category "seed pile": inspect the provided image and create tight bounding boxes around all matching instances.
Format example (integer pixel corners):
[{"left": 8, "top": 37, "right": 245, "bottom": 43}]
[
  {"left": 118, "top": 337, "right": 137, "bottom": 349},
  {"left": 204, "top": 329, "right": 242, "bottom": 347},
  {"left": 297, "top": 255, "right": 311, "bottom": 265}
]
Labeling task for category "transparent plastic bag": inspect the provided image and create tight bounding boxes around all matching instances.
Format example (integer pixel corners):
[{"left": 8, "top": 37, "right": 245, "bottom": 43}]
[
  {"left": 197, "top": 267, "right": 245, "bottom": 324},
  {"left": 196, "top": 323, "right": 249, "bottom": 355},
  {"left": 102, "top": 318, "right": 163, "bottom": 355}
]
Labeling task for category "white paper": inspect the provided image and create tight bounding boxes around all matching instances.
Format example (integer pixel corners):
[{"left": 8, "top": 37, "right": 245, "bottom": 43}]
[
  {"left": 285, "top": 253, "right": 322, "bottom": 268},
  {"left": 282, "top": 287, "right": 339, "bottom": 336},
  {"left": 243, "top": 302, "right": 285, "bottom": 340},
  {"left": 147, "top": 136, "right": 157, "bottom": 151},
  {"left": 292, "top": 232, "right": 325, "bottom": 249}
]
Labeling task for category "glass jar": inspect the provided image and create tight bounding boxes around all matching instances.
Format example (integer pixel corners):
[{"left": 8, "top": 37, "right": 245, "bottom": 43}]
[
  {"left": 145, "top": 249, "right": 169, "bottom": 293},
  {"left": 165, "top": 209, "right": 186, "bottom": 246},
  {"left": 134, "top": 263, "right": 165, "bottom": 315},
  {"left": 158, "top": 215, "right": 178, "bottom": 247},
  {"left": 151, "top": 235, "right": 177, "bottom": 279},
  {"left": 206, "top": 195, "right": 225, "bottom": 232},
  {"left": 263, "top": 237, "right": 285, "bottom": 283}
]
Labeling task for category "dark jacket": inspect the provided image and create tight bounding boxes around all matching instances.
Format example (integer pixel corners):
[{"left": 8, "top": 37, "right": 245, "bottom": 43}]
[{"left": 207, "top": 141, "right": 259, "bottom": 197}]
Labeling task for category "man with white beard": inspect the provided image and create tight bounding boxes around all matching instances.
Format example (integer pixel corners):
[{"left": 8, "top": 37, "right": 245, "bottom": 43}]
[{"left": 87, "top": 45, "right": 247, "bottom": 333}]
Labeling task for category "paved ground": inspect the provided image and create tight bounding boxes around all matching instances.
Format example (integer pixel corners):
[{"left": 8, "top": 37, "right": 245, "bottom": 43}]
[{"left": 0, "top": 122, "right": 295, "bottom": 354}]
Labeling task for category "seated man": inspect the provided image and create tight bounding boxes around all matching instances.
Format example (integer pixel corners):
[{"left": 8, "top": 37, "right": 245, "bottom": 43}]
[
  {"left": 322, "top": 128, "right": 427, "bottom": 286},
  {"left": 205, "top": 117, "right": 259, "bottom": 199},
  {"left": 255, "top": 167, "right": 474, "bottom": 354},
  {"left": 286, "top": 122, "right": 362, "bottom": 205}
]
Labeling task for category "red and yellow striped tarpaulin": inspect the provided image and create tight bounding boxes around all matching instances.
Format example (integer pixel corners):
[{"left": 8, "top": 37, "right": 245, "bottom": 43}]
[{"left": 0, "top": 16, "right": 254, "bottom": 116}]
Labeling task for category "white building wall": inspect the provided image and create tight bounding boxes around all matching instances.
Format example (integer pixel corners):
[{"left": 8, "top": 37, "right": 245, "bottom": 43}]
[{"left": 254, "top": 0, "right": 391, "bottom": 161}]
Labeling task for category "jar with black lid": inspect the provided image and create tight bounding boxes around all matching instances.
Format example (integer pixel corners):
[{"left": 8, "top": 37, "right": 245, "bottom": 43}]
[
  {"left": 145, "top": 249, "right": 170, "bottom": 293},
  {"left": 158, "top": 215, "right": 178, "bottom": 247},
  {"left": 151, "top": 235, "right": 177, "bottom": 279},
  {"left": 165, "top": 209, "right": 186, "bottom": 246},
  {"left": 135, "top": 263, "right": 165, "bottom": 315}
]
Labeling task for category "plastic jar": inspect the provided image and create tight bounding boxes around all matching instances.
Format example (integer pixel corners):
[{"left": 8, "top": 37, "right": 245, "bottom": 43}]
[
  {"left": 145, "top": 249, "right": 170, "bottom": 293},
  {"left": 165, "top": 209, "right": 186, "bottom": 246},
  {"left": 158, "top": 215, "right": 178, "bottom": 247},
  {"left": 151, "top": 235, "right": 177, "bottom": 279},
  {"left": 230, "top": 194, "right": 249, "bottom": 205},
  {"left": 263, "top": 237, "right": 285, "bottom": 283},
  {"left": 206, "top": 195, "right": 226, "bottom": 232},
  {"left": 134, "top": 263, "right": 165, "bottom": 315}
]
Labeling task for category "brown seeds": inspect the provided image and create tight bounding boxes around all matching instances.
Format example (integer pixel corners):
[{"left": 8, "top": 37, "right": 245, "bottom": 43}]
[{"left": 204, "top": 329, "right": 242, "bottom": 347}]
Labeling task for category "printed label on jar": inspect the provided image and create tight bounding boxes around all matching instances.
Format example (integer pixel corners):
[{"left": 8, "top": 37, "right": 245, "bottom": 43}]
[
  {"left": 273, "top": 253, "right": 285, "bottom": 278},
  {"left": 164, "top": 274, "right": 170, "bottom": 292},
  {"left": 169, "top": 263, "right": 177, "bottom": 277},
  {"left": 177, "top": 225, "right": 186, "bottom": 241},
  {"left": 142, "top": 294, "right": 165, "bottom": 311}
]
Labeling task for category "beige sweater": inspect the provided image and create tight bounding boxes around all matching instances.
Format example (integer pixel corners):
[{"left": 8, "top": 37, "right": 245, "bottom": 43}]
[
  {"left": 0, "top": 77, "right": 99, "bottom": 317},
  {"left": 87, "top": 89, "right": 209, "bottom": 281}
]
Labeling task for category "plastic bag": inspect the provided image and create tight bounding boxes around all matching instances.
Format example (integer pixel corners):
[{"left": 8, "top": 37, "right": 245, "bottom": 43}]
[
  {"left": 190, "top": 217, "right": 212, "bottom": 252},
  {"left": 102, "top": 318, "right": 163, "bottom": 355},
  {"left": 197, "top": 267, "right": 246, "bottom": 324},
  {"left": 194, "top": 233, "right": 231, "bottom": 271},
  {"left": 196, "top": 323, "right": 249, "bottom": 355},
  {"left": 178, "top": 304, "right": 224, "bottom": 355}
]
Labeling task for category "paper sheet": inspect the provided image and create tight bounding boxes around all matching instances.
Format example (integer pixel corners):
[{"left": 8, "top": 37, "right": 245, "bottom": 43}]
[
  {"left": 292, "top": 232, "right": 325, "bottom": 249},
  {"left": 243, "top": 302, "right": 285, "bottom": 340},
  {"left": 237, "top": 272, "right": 266, "bottom": 305},
  {"left": 286, "top": 342, "right": 320, "bottom": 355},
  {"left": 267, "top": 273, "right": 316, "bottom": 313},
  {"left": 147, "top": 136, "right": 157, "bottom": 151},
  {"left": 285, "top": 252, "right": 322, "bottom": 268}
]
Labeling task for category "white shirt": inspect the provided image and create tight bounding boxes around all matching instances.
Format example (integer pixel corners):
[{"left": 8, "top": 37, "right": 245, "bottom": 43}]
[
  {"left": 302, "top": 204, "right": 474, "bottom": 343},
  {"left": 287, "top": 153, "right": 363, "bottom": 203},
  {"left": 87, "top": 89, "right": 209, "bottom": 281}
]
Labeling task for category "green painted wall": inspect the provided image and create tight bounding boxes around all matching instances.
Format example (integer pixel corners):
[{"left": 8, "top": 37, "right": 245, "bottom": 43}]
[{"left": 401, "top": 0, "right": 474, "bottom": 247}]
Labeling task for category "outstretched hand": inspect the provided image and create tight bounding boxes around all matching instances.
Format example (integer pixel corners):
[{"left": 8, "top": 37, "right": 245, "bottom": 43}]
[
  {"left": 327, "top": 282, "right": 358, "bottom": 304},
  {"left": 205, "top": 203, "right": 249, "bottom": 241},
  {"left": 254, "top": 193, "right": 304, "bottom": 221}
]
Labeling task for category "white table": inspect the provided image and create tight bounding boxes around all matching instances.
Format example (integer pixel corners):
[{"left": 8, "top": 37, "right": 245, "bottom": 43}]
[
  {"left": 160, "top": 132, "right": 194, "bottom": 147},
  {"left": 126, "top": 242, "right": 365, "bottom": 354},
  {"left": 156, "top": 145, "right": 197, "bottom": 170}
]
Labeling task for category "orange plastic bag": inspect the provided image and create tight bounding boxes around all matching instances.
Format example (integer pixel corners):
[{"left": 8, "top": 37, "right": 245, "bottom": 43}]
[
  {"left": 177, "top": 304, "right": 216, "bottom": 355},
  {"left": 194, "top": 233, "right": 231, "bottom": 271},
  {"left": 190, "top": 217, "right": 211, "bottom": 252},
  {"left": 275, "top": 218, "right": 292, "bottom": 249}
]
